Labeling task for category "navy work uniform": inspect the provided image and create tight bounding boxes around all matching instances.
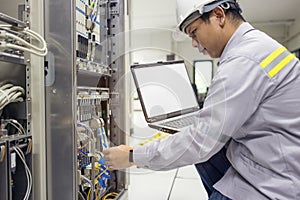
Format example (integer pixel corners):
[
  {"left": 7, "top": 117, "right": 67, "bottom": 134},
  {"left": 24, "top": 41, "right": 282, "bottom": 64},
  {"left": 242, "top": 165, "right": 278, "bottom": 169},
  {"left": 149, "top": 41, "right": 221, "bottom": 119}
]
[{"left": 133, "top": 22, "right": 300, "bottom": 199}]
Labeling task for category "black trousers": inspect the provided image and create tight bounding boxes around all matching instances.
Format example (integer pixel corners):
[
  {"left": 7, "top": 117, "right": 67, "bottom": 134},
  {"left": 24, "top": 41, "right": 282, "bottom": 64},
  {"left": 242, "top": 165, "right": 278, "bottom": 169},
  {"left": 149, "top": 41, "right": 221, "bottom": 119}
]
[{"left": 195, "top": 147, "right": 232, "bottom": 199}]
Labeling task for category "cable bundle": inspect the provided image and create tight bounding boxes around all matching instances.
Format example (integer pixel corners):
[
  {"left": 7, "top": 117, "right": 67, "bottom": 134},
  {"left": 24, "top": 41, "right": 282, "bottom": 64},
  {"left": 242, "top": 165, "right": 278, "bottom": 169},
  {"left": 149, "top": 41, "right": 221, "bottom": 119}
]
[
  {"left": 77, "top": 120, "right": 112, "bottom": 200},
  {"left": 12, "top": 146, "right": 32, "bottom": 200},
  {"left": 0, "top": 83, "right": 24, "bottom": 116},
  {"left": 4, "top": 119, "right": 27, "bottom": 135},
  {"left": 0, "top": 25, "right": 48, "bottom": 57},
  {"left": 88, "top": 0, "right": 100, "bottom": 23}
]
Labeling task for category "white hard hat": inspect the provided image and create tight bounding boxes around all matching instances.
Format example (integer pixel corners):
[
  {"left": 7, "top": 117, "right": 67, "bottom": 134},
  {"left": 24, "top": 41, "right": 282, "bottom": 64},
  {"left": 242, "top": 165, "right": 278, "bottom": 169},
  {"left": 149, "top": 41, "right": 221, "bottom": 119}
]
[{"left": 176, "top": 0, "right": 239, "bottom": 34}]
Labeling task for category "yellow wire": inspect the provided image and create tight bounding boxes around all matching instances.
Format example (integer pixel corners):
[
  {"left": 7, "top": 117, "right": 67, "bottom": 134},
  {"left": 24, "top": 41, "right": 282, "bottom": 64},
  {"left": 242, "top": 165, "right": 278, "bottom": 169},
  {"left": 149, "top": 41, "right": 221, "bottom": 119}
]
[
  {"left": 95, "top": 184, "right": 99, "bottom": 200},
  {"left": 85, "top": 164, "right": 110, "bottom": 200},
  {"left": 1, "top": 146, "right": 6, "bottom": 161},
  {"left": 87, "top": 187, "right": 92, "bottom": 200},
  {"left": 85, "top": 166, "right": 109, "bottom": 200},
  {"left": 102, "top": 192, "right": 118, "bottom": 200},
  {"left": 94, "top": 166, "right": 108, "bottom": 182}
]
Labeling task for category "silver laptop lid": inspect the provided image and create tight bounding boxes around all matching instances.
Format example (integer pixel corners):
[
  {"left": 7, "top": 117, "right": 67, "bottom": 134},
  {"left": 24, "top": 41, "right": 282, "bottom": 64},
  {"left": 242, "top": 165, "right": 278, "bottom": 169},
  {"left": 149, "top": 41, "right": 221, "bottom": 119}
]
[{"left": 131, "top": 60, "right": 200, "bottom": 123}]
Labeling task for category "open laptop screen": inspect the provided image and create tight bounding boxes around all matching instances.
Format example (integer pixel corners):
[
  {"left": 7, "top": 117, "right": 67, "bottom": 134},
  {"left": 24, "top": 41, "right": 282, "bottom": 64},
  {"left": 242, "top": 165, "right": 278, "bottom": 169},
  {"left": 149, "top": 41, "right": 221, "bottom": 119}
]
[{"left": 131, "top": 61, "right": 200, "bottom": 122}]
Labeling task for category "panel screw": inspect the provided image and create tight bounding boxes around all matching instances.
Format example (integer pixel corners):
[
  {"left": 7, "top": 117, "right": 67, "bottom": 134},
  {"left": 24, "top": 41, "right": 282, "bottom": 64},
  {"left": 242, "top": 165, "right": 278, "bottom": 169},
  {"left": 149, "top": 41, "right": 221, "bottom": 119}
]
[{"left": 26, "top": 5, "right": 30, "bottom": 12}]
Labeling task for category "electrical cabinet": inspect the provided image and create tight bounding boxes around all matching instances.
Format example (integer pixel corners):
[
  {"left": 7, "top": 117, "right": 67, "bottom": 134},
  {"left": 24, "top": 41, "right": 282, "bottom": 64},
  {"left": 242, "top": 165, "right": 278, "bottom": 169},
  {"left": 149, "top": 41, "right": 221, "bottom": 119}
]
[
  {"left": 0, "top": 0, "right": 128, "bottom": 199},
  {"left": 0, "top": 0, "right": 35, "bottom": 199},
  {"left": 44, "top": 0, "right": 128, "bottom": 199}
]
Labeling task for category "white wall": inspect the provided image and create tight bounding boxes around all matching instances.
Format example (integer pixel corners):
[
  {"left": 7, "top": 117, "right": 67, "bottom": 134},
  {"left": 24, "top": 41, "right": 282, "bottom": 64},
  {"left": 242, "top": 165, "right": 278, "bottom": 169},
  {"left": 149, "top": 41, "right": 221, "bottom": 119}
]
[
  {"left": 286, "top": 18, "right": 300, "bottom": 51},
  {"left": 251, "top": 18, "right": 300, "bottom": 51},
  {"left": 174, "top": 40, "right": 215, "bottom": 77},
  {"left": 129, "top": 29, "right": 173, "bottom": 64},
  {"left": 130, "top": 0, "right": 176, "bottom": 29},
  {"left": 253, "top": 23, "right": 289, "bottom": 43},
  {"left": 129, "top": 30, "right": 216, "bottom": 79}
]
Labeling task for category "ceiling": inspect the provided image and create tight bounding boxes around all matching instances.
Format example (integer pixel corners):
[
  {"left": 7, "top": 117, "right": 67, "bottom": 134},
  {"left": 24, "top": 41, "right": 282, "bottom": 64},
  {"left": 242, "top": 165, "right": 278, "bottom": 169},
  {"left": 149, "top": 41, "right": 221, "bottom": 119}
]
[{"left": 130, "top": 0, "right": 300, "bottom": 30}]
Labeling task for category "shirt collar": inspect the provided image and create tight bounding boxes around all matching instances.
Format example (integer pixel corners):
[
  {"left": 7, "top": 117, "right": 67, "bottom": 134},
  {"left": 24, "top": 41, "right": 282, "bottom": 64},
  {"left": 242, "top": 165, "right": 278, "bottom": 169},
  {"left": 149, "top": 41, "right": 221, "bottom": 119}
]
[{"left": 219, "top": 22, "right": 255, "bottom": 64}]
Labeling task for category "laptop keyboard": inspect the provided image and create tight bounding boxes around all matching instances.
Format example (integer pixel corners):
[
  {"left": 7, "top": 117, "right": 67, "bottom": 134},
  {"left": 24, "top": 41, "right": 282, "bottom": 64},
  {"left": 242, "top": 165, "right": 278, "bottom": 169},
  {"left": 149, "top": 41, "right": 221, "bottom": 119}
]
[{"left": 161, "top": 115, "right": 197, "bottom": 129}]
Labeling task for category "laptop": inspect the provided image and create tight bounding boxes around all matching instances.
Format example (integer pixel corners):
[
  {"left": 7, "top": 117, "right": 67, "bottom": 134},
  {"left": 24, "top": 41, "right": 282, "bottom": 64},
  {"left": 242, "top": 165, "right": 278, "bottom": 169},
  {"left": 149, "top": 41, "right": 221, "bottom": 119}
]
[{"left": 131, "top": 60, "right": 201, "bottom": 134}]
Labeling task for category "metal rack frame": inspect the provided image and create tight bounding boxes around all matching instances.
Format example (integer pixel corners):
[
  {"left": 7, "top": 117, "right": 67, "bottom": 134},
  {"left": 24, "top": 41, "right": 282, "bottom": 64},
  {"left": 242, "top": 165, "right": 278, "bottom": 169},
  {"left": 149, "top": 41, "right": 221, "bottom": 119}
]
[{"left": 44, "top": 0, "right": 128, "bottom": 199}]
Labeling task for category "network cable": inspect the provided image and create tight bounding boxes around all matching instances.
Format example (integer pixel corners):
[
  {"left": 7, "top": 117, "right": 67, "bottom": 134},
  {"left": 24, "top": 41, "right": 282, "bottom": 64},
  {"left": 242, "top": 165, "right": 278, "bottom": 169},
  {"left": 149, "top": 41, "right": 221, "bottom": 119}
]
[
  {"left": 89, "top": 0, "right": 100, "bottom": 22},
  {"left": 81, "top": 174, "right": 94, "bottom": 200},
  {"left": 0, "top": 145, "right": 6, "bottom": 162},
  {"left": 9, "top": 119, "right": 26, "bottom": 135},
  {"left": 92, "top": 117, "right": 109, "bottom": 149},
  {"left": 79, "top": 150, "right": 110, "bottom": 199},
  {"left": 0, "top": 25, "right": 48, "bottom": 57},
  {"left": 12, "top": 146, "right": 32, "bottom": 200},
  {"left": 102, "top": 192, "right": 119, "bottom": 200},
  {"left": 7, "top": 121, "right": 24, "bottom": 135},
  {"left": 77, "top": 122, "right": 95, "bottom": 150},
  {"left": 1, "top": 119, "right": 27, "bottom": 135},
  {"left": 0, "top": 83, "right": 25, "bottom": 116},
  {"left": 99, "top": 118, "right": 109, "bottom": 148}
]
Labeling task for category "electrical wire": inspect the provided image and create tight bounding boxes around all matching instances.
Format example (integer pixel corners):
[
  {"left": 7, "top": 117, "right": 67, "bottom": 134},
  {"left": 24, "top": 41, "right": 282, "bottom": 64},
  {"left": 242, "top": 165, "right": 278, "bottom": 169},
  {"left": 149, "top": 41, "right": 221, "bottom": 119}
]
[
  {"left": 7, "top": 121, "right": 24, "bottom": 135},
  {"left": 0, "top": 26, "right": 48, "bottom": 57},
  {"left": 93, "top": 117, "right": 109, "bottom": 149},
  {"left": 88, "top": 118, "right": 110, "bottom": 197},
  {"left": 87, "top": 187, "right": 92, "bottom": 200},
  {"left": 77, "top": 121, "right": 109, "bottom": 199},
  {"left": 102, "top": 192, "right": 118, "bottom": 200},
  {"left": 3, "top": 43, "right": 47, "bottom": 56},
  {"left": 78, "top": 149, "right": 88, "bottom": 157},
  {"left": 81, "top": 175, "right": 94, "bottom": 200},
  {"left": 0, "top": 83, "right": 24, "bottom": 115},
  {"left": 95, "top": 183, "right": 99, "bottom": 200},
  {"left": 13, "top": 146, "right": 32, "bottom": 200},
  {"left": 15, "top": 146, "right": 32, "bottom": 200},
  {"left": 23, "top": 28, "right": 47, "bottom": 51},
  {"left": 77, "top": 122, "right": 95, "bottom": 150},
  {"left": 94, "top": 161, "right": 110, "bottom": 197},
  {"left": 90, "top": 0, "right": 100, "bottom": 20},
  {"left": 82, "top": 154, "right": 110, "bottom": 199},
  {"left": 77, "top": 122, "right": 95, "bottom": 140},
  {"left": 99, "top": 118, "right": 109, "bottom": 148},
  {"left": 0, "top": 84, "right": 25, "bottom": 102},
  {"left": 0, "top": 145, "right": 6, "bottom": 161},
  {"left": 0, "top": 24, "right": 12, "bottom": 28},
  {"left": 78, "top": 191, "right": 85, "bottom": 200},
  {"left": 95, "top": 166, "right": 108, "bottom": 180},
  {"left": 10, "top": 119, "right": 26, "bottom": 135},
  {"left": 2, "top": 30, "right": 46, "bottom": 52}
]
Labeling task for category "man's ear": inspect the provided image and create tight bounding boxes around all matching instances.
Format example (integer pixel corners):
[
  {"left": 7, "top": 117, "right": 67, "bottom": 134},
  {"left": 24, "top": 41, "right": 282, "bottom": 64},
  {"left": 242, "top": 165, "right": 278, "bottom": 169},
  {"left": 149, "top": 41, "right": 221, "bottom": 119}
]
[{"left": 212, "top": 6, "right": 226, "bottom": 27}]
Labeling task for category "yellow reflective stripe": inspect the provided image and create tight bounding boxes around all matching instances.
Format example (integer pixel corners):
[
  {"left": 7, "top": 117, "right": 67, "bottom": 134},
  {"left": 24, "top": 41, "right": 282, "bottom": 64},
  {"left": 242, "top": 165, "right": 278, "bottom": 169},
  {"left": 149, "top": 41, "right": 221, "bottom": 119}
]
[
  {"left": 268, "top": 54, "right": 296, "bottom": 78},
  {"left": 260, "top": 46, "right": 287, "bottom": 68}
]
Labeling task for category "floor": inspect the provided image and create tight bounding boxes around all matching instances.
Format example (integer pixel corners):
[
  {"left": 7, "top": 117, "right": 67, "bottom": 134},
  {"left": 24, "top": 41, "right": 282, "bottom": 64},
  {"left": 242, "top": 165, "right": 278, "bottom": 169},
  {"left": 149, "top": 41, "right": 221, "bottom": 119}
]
[{"left": 127, "top": 101, "right": 208, "bottom": 200}]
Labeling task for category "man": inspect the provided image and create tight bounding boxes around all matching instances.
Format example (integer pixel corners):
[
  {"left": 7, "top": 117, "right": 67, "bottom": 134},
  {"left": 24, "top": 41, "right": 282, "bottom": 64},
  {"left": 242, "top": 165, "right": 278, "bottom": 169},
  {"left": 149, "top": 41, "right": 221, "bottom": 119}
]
[{"left": 103, "top": 0, "right": 300, "bottom": 199}]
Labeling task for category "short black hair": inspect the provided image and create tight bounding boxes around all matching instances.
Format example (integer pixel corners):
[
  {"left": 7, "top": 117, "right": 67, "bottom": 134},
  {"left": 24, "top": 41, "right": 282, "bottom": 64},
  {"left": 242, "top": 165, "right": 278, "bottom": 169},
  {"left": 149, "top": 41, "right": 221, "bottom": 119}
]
[{"left": 200, "top": 1, "right": 246, "bottom": 24}]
